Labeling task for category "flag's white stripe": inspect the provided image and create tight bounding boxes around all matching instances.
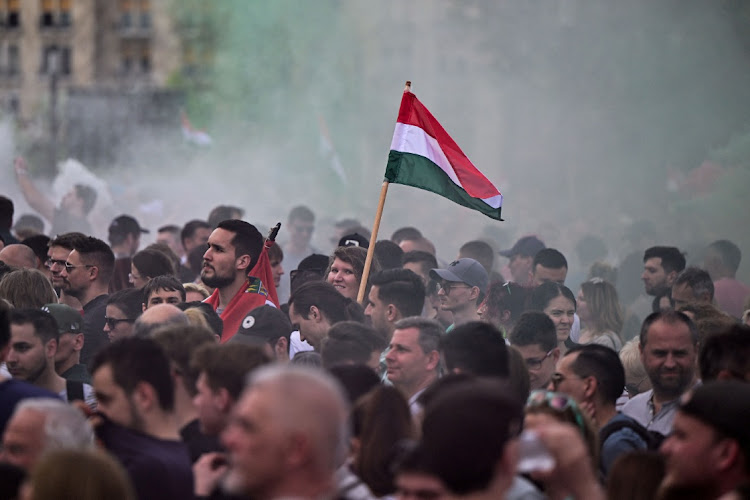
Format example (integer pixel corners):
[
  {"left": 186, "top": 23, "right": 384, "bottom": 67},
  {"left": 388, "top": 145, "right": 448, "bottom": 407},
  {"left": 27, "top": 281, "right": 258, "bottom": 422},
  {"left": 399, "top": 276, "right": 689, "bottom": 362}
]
[{"left": 390, "top": 123, "right": 501, "bottom": 209}]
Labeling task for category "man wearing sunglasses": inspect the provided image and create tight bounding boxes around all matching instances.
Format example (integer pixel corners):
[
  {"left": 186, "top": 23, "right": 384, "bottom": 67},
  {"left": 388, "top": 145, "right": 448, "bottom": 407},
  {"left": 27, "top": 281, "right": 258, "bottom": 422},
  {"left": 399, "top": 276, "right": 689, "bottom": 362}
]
[
  {"left": 60, "top": 236, "right": 114, "bottom": 366},
  {"left": 45, "top": 232, "right": 87, "bottom": 310}
]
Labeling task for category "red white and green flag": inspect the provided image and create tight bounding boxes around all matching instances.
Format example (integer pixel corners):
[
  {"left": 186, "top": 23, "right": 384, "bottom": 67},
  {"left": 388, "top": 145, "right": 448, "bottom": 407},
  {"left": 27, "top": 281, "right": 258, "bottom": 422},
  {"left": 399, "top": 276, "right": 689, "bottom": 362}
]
[{"left": 385, "top": 89, "right": 503, "bottom": 220}]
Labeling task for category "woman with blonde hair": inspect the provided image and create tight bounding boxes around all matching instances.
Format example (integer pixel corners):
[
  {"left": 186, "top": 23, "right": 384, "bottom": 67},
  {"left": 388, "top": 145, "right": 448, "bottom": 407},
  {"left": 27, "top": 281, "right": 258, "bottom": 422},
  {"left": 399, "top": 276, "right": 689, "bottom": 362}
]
[
  {"left": 0, "top": 268, "right": 58, "bottom": 308},
  {"left": 577, "top": 278, "right": 623, "bottom": 351},
  {"left": 24, "top": 448, "right": 135, "bottom": 500}
]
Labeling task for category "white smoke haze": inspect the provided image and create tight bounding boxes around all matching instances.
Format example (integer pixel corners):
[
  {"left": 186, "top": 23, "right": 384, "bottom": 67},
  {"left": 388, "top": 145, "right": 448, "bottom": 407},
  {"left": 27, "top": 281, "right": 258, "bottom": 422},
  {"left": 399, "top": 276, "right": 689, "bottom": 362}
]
[{"left": 2, "top": 0, "right": 750, "bottom": 281}]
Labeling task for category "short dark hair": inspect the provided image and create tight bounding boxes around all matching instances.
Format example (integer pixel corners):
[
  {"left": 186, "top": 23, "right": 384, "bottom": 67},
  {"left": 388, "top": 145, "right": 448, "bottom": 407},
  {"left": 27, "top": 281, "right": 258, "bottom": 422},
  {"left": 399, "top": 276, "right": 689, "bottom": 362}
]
[
  {"left": 157, "top": 224, "right": 180, "bottom": 235},
  {"left": 9, "top": 308, "right": 59, "bottom": 344},
  {"left": 71, "top": 237, "right": 115, "bottom": 284},
  {"left": 328, "top": 364, "right": 381, "bottom": 405},
  {"left": 216, "top": 219, "right": 264, "bottom": 271},
  {"left": 208, "top": 205, "right": 244, "bottom": 228},
  {"left": 48, "top": 232, "right": 88, "bottom": 251},
  {"left": 639, "top": 310, "right": 699, "bottom": 348},
  {"left": 565, "top": 344, "right": 625, "bottom": 405},
  {"left": 180, "top": 220, "right": 211, "bottom": 247},
  {"left": 320, "top": 321, "right": 387, "bottom": 369},
  {"left": 533, "top": 248, "right": 568, "bottom": 270},
  {"left": 288, "top": 205, "right": 315, "bottom": 223},
  {"left": 74, "top": 184, "right": 97, "bottom": 214},
  {"left": 132, "top": 248, "right": 175, "bottom": 280},
  {"left": 529, "top": 281, "right": 576, "bottom": 311},
  {"left": 459, "top": 240, "right": 495, "bottom": 274},
  {"left": 152, "top": 324, "right": 217, "bottom": 397},
  {"left": 176, "top": 301, "right": 224, "bottom": 338},
  {"left": 707, "top": 240, "right": 742, "bottom": 274},
  {"left": 440, "top": 321, "right": 509, "bottom": 377},
  {"left": 674, "top": 267, "right": 715, "bottom": 302},
  {"left": 699, "top": 324, "right": 750, "bottom": 382},
  {"left": 643, "top": 246, "right": 686, "bottom": 275},
  {"left": 288, "top": 281, "right": 365, "bottom": 324},
  {"left": 509, "top": 312, "right": 557, "bottom": 351},
  {"left": 106, "top": 288, "right": 144, "bottom": 320},
  {"left": 373, "top": 240, "right": 404, "bottom": 270},
  {"left": 142, "top": 275, "right": 186, "bottom": 304},
  {"left": 369, "top": 268, "right": 425, "bottom": 318},
  {"left": 482, "top": 281, "right": 529, "bottom": 329},
  {"left": 91, "top": 337, "right": 174, "bottom": 411},
  {"left": 401, "top": 250, "right": 438, "bottom": 275},
  {"left": 390, "top": 227, "right": 422, "bottom": 244},
  {"left": 393, "top": 316, "right": 442, "bottom": 355},
  {"left": 191, "top": 343, "right": 270, "bottom": 400},
  {"left": 21, "top": 234, "right": 51, "bottom": 264},
  {"left": 418, "top": 378, "right": 523, "bottom": 495},
  {"left": 0, "top": 195, "right": 13, "bottom": 229},
  {"left": 267, "top": 241, "right": 283, "bottom": 264}
]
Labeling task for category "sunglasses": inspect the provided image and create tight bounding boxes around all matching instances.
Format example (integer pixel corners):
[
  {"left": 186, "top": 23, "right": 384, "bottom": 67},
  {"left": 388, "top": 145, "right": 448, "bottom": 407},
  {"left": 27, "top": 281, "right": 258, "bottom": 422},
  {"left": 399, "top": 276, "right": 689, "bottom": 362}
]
[
  {"left": 526, "top": 390, "right": 585, "bottom": 432},
  {"left": 104, "top": 317, "right": 135, "bottom": 329},
  {"left": 65, "top": 262, "right": 93, "bottom": 272}
]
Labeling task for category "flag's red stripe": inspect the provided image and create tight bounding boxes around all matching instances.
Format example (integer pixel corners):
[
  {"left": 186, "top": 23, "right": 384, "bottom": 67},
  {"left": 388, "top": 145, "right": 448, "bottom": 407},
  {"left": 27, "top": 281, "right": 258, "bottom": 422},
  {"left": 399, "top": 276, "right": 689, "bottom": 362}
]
[{"left": 396, "top": 92, "right": 500, "bottom": 199}]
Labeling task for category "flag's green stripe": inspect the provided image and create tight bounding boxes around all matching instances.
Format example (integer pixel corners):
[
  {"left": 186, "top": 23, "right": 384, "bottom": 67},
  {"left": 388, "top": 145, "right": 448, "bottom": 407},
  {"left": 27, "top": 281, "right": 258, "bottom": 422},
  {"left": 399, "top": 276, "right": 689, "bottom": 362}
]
[{"left": 386, "top": 151, "right": 503, "bottom": 221}]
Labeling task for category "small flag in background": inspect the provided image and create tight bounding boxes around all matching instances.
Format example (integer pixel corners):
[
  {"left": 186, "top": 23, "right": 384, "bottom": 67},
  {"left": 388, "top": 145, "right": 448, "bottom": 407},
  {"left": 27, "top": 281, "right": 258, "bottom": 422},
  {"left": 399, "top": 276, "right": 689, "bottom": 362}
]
[
  {"left": 385, "top": 89, "right": 503, "bottom": 220},
  {"left": 318, "top": 114, "right": 347, "bottom": 184},
  {"left": 180, "top": 110, "right": 213, "bottom": 147}
]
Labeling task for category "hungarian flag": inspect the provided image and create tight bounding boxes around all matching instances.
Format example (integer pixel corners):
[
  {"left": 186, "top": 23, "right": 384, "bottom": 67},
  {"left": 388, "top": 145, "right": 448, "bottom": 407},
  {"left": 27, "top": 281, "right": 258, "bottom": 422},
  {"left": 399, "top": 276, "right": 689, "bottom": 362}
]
[
  {"left": 248, "top": 239, "right": 280, "bottom": 308},
  {"left": 385, "top": 90, "right": 503, "bottom": 220}
]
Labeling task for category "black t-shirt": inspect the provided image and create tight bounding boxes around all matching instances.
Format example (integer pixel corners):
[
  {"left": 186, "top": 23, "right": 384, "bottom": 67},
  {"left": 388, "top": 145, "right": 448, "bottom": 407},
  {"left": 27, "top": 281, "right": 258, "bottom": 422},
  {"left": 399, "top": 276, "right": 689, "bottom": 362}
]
[
  {"left": 81, "top": 294, "right": 109, "bottom": 367},
  {"left": 96, "top": 419, "right": 193, "bottom": 500},
  {"left": 180, "top": 418, "right": 222, "bottom": 463}
]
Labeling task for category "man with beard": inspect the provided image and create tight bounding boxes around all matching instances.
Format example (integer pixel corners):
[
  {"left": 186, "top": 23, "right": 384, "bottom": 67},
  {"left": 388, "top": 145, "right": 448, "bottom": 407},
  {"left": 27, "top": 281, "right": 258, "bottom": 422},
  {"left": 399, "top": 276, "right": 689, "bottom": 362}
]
[
  {"left": 202, "top": 220, "right": 272, "bottom": 342},
  {"left": 8, "top": 309, "right": 95, "bottom": 407},
  {"left": 659, "top": 381, "right": 750, "bottom": 500},
  {"left": 45, "top": 232, "right": 87, "bottom": 309},
  {"left": 59, "top": 236, "right": 114, "bottom": 365},
  {"left": 622, "top": 310, "right": 698, "bottom": 437},
  {"left": 642, "top": 246, "right": 685, "bottom": 297},
  {"left": 91, "top": 337, "right": 193, "bottom": 500}
]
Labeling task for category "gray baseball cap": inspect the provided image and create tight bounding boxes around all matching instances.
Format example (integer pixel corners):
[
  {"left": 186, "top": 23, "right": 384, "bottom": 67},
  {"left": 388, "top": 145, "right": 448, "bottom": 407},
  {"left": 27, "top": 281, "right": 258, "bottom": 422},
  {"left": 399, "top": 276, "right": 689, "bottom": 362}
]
[{"left": 429, "top": 258, "right": 489, "bottom": 294}]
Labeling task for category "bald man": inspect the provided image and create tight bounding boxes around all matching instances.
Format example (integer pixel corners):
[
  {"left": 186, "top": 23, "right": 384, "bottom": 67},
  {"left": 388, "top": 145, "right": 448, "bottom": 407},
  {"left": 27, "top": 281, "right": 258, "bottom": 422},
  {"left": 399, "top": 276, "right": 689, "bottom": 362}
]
[
  {"left": 133, "top": 304, "right": 189, "bottom": 337},
  {"left": 0, "top": 244, "right": 37, "bottom": 269}
]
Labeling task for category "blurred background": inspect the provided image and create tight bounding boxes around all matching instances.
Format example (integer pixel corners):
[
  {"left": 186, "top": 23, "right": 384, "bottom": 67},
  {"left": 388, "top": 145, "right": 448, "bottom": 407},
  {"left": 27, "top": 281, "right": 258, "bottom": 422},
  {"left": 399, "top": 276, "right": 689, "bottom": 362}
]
[{"left": 1, "top": 0, "right": 750, "bottom": 276}]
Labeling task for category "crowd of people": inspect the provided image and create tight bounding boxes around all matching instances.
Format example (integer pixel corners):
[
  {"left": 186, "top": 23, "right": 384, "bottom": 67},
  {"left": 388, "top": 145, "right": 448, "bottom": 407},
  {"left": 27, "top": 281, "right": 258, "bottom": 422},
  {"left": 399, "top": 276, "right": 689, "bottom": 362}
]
[{"left": 1, "top": 178, "right": 750, "bottom": 500}]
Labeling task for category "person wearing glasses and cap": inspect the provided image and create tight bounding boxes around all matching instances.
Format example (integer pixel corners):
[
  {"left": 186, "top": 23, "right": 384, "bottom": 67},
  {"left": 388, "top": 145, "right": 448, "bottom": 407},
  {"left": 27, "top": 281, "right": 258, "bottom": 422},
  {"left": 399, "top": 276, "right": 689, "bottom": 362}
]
[
  {"left": 429, "top": 258, "right": 489, "bottom": 331},
  {"left": 44, "top": 303, "right": 90, "bottom": 384}
]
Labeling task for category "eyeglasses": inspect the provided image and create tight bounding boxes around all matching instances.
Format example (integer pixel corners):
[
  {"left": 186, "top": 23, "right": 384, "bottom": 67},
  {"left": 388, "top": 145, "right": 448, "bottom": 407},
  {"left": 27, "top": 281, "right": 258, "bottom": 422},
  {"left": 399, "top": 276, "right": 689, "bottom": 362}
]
[
  {"left": 65, "top": 262, "right": 93, "bottom": 272},
  {"left": 45, "top": 258, "right": 67, "bottom": 269},
  {"left": 524, "top": 349, "right": 554, "bottom": 370},
  {"left": 437, "top": 282, "right": 471, "bottom": 294},
  {"left": 526, "top": 390, "right": 585, "bottom": 432},
  {"left": 104, "top": 317, "right": 135, "bottom": 329}
]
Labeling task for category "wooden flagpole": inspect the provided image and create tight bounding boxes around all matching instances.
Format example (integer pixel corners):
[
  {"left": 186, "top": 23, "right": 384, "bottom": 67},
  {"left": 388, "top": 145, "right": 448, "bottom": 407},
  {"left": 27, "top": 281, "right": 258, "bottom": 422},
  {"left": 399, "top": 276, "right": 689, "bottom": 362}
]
[{"left": 357, "top": 81, "right": 411, "bottom": 304}]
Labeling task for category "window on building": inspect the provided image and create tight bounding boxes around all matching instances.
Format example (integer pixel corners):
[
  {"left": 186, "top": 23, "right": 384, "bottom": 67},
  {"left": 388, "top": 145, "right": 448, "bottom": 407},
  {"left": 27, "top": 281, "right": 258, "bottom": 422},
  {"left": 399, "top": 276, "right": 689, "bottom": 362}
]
[
  {"left": 39, "top": 0, "right": 72, "bottom": 28},
  {"left": 120, "top": 40, "right": 151, "bottom": 75},
  {"left": 60, "top": 46, "right": 71, "bottom": 75},
  {"left": 41, "top": 0, "right": 55, "bottom": 27},
  {"left": 59, "top": 0, "right": 71, "bottom": 26},
  {"left": 138, "top": 0, "right": 150, "bottom": 28},
  {"left": 7, "top": 0, "right": 20, "bottom": 27},
  {"left": 120, "top": 0, "right": 133, "bottom": 28},
  {"left": 139, "top": 42, "right": 150, "bottom": 73},
  {"left": 8, "top": 44, "right": 19, "bottom": 76}
]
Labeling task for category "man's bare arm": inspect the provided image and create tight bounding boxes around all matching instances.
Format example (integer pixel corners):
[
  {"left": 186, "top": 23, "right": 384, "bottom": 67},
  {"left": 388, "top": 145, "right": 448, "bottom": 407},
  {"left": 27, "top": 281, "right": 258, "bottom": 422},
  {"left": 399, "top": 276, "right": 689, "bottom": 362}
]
[{"left": 14, "top": 157, "right": 56, "bottom": 222}]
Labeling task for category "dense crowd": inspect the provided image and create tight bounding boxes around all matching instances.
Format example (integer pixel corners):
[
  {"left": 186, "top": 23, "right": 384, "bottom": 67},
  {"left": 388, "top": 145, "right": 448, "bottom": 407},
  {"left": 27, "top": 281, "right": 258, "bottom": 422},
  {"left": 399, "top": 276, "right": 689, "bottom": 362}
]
[{"left": 1, "top": 177, "right": 750, "bottom": 500}]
